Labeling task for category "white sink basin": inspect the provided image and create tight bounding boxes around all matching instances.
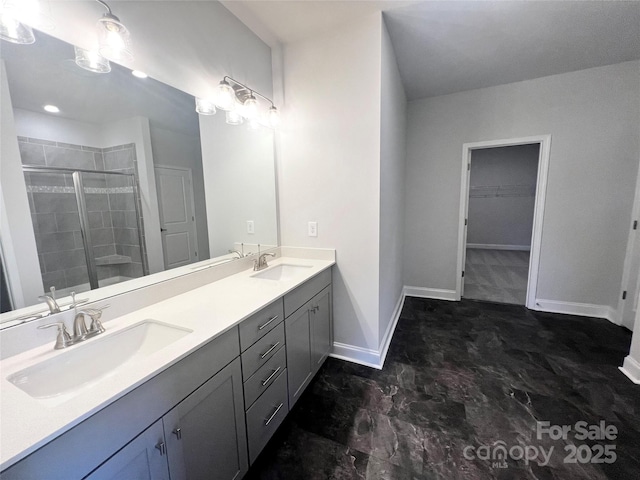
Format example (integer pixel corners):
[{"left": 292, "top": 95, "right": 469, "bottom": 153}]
[
  {"left": 8, "top": 320, "right": 192, "bottom": 399},
  {"left": 251, "top": 264, "right": 313, "bottom": 281}
]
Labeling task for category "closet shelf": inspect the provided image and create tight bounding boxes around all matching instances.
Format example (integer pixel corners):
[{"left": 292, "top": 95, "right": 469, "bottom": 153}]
[{"left": 470, "top": 184, "right": 535, "bottom": 198}]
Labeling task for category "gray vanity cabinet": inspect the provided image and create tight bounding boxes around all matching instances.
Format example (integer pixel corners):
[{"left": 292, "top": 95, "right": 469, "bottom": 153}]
[
  {"left": 285, "top": 270, "right": 333, "bottom": 407},
  {"left": 284, "top": 305, "right": 313, "bottom": 406},
  {"left": 85, "top": 358, "right": 247, "bottom": 480},
  {"left": 311, "top": 286, "right": 332, "bottom": 371},
  {"left": 164, "top": 358, "right": 248, "bottom": 480},
  {"left": 85, "top": 420, "right": 169, "bottom": 480}
]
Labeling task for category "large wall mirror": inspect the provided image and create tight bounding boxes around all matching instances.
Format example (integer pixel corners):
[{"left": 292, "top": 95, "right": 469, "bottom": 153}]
[{"left": 0, "top": 1, "right": 278, "bottom": 325}]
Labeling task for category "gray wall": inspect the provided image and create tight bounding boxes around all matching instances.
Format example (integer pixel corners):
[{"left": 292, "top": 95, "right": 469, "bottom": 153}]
[
  {"left": 467, "top": 144, "right": 539, "bottom": 248},
  {"left": 404, "top": 60, "right": 640, "bottom": 308},
  {"left": 379, "top": 19, "right": 407, "bottom": 343}
]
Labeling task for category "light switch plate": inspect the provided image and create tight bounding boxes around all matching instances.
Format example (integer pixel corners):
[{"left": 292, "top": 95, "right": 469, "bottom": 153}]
[
  {"left": 247, "top": 220, "right": 255, "bottom": 234},
  {"left": 308, "top": 221, "right": 318, "bottom": 237}
]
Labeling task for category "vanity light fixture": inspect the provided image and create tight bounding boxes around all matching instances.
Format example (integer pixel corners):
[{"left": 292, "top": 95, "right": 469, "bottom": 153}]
[
  {"left": 95, "top": 0, "right": 133, "bottom": 63},
  {"left": 131, "top": 70, "right": 148, "bottom": 79},
  {"left": 0, "top": 1, "right": 35, "bottom": 44},
  {"left": 225, "top": 110, "right": 243, "bottom": 126},
  {"left": 74, "top": 45, "right": 111, "bottom": 73},
  {"left": 214, "top": 78, "right": 236, "bottom": 111},
  {"left": 214, "top": 76, "right": 280, "bottom": 128},
  {"left": 43, "top": 104, "right": 60, "bottom": 113},
  {"left": 195, "top": 97, "right": 217, "bottom": 116}
]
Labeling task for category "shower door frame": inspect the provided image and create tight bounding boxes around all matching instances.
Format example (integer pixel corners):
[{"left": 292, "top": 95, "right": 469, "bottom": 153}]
[{"left": 22, "top": 165, "right": 147, "bottom": 290}]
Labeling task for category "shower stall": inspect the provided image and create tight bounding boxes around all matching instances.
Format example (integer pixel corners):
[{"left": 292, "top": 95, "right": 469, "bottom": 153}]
[{"left": 23, "top": 165, "right": 148, "bottom": 297}]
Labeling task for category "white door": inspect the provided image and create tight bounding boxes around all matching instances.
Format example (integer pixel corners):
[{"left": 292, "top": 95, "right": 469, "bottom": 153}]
[
  {"left": 622, "top": 225, "right": 640, "bottom": 330},
  {"left": 155, "top": 166, "right": 198, "bottom": 269}
]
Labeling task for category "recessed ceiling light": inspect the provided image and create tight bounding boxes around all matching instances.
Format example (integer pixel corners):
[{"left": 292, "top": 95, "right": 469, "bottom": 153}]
[
  {"left": 43, "top": 105, "right": 60, "bottom": 113},
  {"left": 131, "top": 70, "right": 147, "bottom": 79}
]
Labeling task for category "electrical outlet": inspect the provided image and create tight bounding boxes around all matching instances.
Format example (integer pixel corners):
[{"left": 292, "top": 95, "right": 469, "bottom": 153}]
[
  {"left": 308, "top": 221, "right": 318, "bottom": 237},
  {"left": 247, "top": 220, "right": 255, "bottom": 234}
]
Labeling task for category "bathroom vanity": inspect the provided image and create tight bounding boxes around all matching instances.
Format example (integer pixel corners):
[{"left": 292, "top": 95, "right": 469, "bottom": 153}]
[{"left": 0, "top": 249, "right": 335, "bottom": 479}]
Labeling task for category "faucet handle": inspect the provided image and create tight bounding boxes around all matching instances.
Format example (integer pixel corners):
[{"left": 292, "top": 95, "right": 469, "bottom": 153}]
[
  {"left": 38, "top": 322, "right": 72, "bottom": 349},
  {"left": 80, "top": 305, "right": 109, "bottom": 335}
]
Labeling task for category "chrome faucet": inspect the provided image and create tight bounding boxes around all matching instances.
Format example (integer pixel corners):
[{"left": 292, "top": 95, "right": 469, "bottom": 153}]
[
  {"left": 38, "top": 298, "right": 110, "bottom": 350},
  {"left": 228, "top": 249, "right": 243, "bottom": 259},
  {"left": 38, "top": 286, "right": 61, "bottom": 314},
  {"left": 254, "top": 252, "right": 276, "bottom": 271}
]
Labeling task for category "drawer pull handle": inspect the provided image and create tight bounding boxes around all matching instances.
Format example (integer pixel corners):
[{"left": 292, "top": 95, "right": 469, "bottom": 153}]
[
  {"left": 155, "top": 442, "right": 166, "bottom": 456},
  {"left": 264, "top": 403, "right": 284, "bottom": 426},
  {"left": 172, "top": 428, "right": 182, "bottom": 440},
  {"left": 261, "top": 366, "right": 282, "bottom": 386},
  {"left": 260, "top": 341, "right": 280, "bottom": 359},
  {"left": 258, "top": 315, "right": 279, "bottom": 331}
]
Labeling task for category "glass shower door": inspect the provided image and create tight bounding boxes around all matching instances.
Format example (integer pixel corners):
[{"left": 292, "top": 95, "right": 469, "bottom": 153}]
[
  {"left": 23, "top": 169, "right": 92, "bottom": 296},
  {"left": 79, "top": 170, "right": 147, "bottom": 288}
]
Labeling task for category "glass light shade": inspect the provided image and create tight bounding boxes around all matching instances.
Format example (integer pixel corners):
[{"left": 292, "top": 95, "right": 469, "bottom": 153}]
[
  {"left": 243, "top": 95, "right": 259, "bottom": 119},
  {"left": 215, "top": 80, "right": 236, "bottom": 111},
  {"left": 15, "top": 0, "right": 54, "bottom": 31},
  {"left": 97, "top": 14, "right": 133, "bottom": 63},
  {"left": 74, "top": 46, "right": 111, "bottom": 73},
  {"left": 195, "top": 97, "right": 217, "bottom": 116},
  {"left": 247, "top": 118, "right": 261, "bottom": 130},
  {"left": 267, "top": 106, "right": 280, "bottom": 128},
  {"left": 225, "top": 110, "right": 243, "bottom": 126},
  {"left": 0, "top": 6, "right": 35, "bottom": 44}
]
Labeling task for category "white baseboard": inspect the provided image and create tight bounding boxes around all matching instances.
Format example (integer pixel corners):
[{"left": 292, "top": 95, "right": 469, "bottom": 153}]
[
  {"left": 330, "top": 343, "right": 383, "bottom": 370},
  {"left": 404, "top": 286, "right": 457, "bottom": 301},
  {"left": 329, "top": 291, "right": 406, "bottom": 370},
  {"left": 467, "top": 243, "right": 531, "bottom": 251},
  {"left": 378, "top": 292, "right": 405, "bottom": 369},
  {"left": 533, "top": 299, "right": 618, "bottom": 325},
  {"left": 619, "top": 356, "right": 640, "bottom": 384}
]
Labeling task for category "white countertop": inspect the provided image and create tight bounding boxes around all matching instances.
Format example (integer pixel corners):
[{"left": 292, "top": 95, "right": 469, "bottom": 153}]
[{"left": 0, "top": 255, "right": 334, "bottom": 470}]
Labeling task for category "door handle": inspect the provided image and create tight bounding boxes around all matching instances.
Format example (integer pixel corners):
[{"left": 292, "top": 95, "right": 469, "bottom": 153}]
[
  {"left": 160, "top": 228, "right": 167, "bottom": 232},
  {"left": 172, "top": 427, "right": 182, "bottom": 440}
]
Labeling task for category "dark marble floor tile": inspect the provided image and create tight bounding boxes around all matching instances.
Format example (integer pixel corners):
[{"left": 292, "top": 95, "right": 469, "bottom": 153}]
[{"left": 246, "top": 298, "right": 638, "bottom": 480}]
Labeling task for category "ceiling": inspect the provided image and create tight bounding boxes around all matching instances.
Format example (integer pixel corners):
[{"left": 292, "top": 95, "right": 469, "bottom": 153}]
[
  {"left": 231, "top": 0, "right": 640, "bottom": 100},
  {"left": 1, "top": 30, "right": 199, "bottom": 136}
]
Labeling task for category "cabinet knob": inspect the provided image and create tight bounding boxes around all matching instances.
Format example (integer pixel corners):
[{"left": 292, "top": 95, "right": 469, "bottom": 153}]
[
  {"left": 172, "top": 428, "right": 182, "bottom": 440},
  {"left": 155, "top": 442, "right": 166, "bottom": 456}
]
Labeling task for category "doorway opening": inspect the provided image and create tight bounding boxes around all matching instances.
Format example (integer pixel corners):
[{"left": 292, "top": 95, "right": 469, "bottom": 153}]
[{"left": 456, "top": 135, "right": 551, "bottom": 308}]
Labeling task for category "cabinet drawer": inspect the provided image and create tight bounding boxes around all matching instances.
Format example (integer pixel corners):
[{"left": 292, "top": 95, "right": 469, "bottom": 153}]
[
  {"left": 239, "top": 299, "right": 284, "bottom": 351},
  {"left": 284, "top": 268, "right": 331, "bottom": 317},
  {"left": 243, "top": 346, "right": 286, "bottom": 409},
  {"left": 241, "top": 323, "right": 285, "bottom": 380},
  {"left": 245, "top": 370, "right": 288, "bottom": 464}
]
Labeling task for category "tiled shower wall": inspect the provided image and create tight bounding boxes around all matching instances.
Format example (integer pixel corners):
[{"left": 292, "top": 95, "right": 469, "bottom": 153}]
[{"left": 19, "top": 137, "right": 147, "bottom": 292}]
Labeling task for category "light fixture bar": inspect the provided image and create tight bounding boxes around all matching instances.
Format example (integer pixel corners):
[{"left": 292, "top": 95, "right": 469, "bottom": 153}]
[{"left": 222, "top": 76, "right": 275, "bottom": 107}]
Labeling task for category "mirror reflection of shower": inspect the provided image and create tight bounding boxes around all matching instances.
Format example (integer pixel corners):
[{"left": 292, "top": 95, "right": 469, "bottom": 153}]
[{"left": 20, "top": 137, "right": 148, "bottom": 297}]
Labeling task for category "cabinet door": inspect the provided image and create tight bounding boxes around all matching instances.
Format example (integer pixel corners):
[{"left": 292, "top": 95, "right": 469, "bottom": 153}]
[
  {"left": 311, "top": 286, "right": 332, "bottom": 372},
  {"left": 164, "top": 358, "right": 248, "bottom": 480},
  {"left": 84, "top": 420, "right": 169, "bottom": 480},
  {"left": 285, "top": 306, "right": 312, "bottom": 407}
]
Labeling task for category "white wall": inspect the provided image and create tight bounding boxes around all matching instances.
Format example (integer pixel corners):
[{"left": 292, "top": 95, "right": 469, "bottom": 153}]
[
  {"left": 13, "top": 109, "right": 103, "bottom": 147},
  {"left": 150, "top": 126, "right": 209, "bottom": 261},
  {"left": 43, "top": 1, "right": 273, "bottom": 103},
  {"left": 0, "top": 63, "right": 43, "bottom": 308},
  {"left": 404, "top": 61, "right": 640, "bottom": 310},
  {"left": 199, "top": 114, "right": 277, "bottom": 257},
  {"left": 279, "top": 14, "right": 383, "bottom": 355},
  {"left": 379, "top": 20, "right": 407, "bottom": 345},
  {"left": 467, "top": 144, "right": 539, "bottom": 248}
]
